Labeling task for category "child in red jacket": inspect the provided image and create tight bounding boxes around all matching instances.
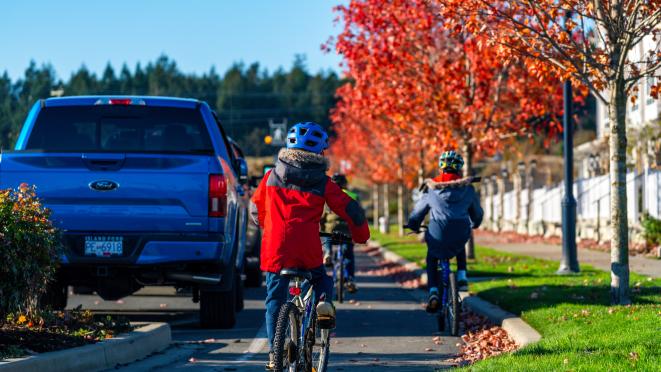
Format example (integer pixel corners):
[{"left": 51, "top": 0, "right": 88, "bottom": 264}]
[{"left": 250, "top": 122, "right": 370, "bottom": 370}]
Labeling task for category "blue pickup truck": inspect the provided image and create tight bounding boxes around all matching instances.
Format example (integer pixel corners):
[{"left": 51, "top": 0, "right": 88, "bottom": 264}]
[{"left": 0, "top": 96, "right": 250, "bottom": 328}]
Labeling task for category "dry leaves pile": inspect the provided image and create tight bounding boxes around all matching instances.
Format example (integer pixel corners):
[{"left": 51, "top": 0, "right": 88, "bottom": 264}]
[{"left": 447, "top": 310, "right": 517, "bottom": 366}]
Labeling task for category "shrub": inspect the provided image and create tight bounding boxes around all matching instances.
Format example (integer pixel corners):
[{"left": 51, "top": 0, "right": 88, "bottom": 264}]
[
  {"left": 641, "top": 213, "right": 661, "bottom": 247},
  {"left": 0, "top": 184, "right": 60, "bottom": 319}
]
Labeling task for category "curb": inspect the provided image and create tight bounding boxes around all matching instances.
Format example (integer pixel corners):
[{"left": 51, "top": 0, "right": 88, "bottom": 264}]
[
  {"left": 0, "top": 322, "right": 171, "bottom": 372},
  {"left": 367, "top": 239, "right": 542, "bottom": 347}
]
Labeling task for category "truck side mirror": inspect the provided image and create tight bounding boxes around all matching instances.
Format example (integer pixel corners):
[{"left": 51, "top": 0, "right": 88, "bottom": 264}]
[{"left": 235, "top": 158, "right": 249, "bottom": 184}]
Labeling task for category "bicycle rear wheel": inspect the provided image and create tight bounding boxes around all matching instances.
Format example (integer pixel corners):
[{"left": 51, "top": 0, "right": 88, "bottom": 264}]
[
  {"left": 272, "top": 302, "right": 301, "bottom": 372},
  {"left": 446, "top": 272, "right": 460, "bottom": 336}
]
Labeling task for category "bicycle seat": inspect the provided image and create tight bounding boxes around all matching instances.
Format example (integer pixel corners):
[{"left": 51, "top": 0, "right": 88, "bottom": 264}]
[{"left": 280, "top": 268, "right": 312, "bottom": 280}]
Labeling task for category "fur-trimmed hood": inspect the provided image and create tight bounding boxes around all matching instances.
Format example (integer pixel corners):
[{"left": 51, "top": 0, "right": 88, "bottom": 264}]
[
  {"left": 421, "top": 176, "right": 479, "bottom": 203},
  {"left": 274, "top": 148, "right": 329, "bottom": 187},
  {"left": 424, "top": 176, "right": 478, "bottom": 190}
]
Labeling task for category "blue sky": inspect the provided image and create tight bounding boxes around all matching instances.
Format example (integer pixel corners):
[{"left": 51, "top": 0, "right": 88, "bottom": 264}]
[{"left": 1, "top": 0, "right": 345, "bottom": 80}]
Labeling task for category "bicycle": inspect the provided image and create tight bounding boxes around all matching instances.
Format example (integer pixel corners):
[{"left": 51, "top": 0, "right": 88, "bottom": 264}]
[
  {"left": 271, "top": 232, "right": 352, "bottom": 372},
  {"left": 405, "top": 225, "right": 461, "bottom": 336},
  {"left": 321, "top": 232, "right": 352, "bottom": 303}
]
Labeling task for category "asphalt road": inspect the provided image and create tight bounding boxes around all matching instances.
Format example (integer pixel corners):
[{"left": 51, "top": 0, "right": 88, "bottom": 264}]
[{"left": 68, "top": 248, "right": 459, "bottom": 371}]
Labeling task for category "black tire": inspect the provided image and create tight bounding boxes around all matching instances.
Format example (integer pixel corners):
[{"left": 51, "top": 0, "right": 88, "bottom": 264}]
[
  {"left": 200, "top": 279, "right": 236, "bottom": 329},
  {"left": 72, "top": 286, "right": 94, "bottom": 295},
  {"left": 40, "top": 280, "right": 67, "bottom": 310},
  {"left": 235, "top": 273, "right": 244, "bottom": 312},
  {"left": 437, "top": 310, "right": 445, "bottom": 332},
  {"left": 244, "top": 263, "right": 262, "bottom": 288},
  {"left": 447, "top": 272, "right": 460, "bottom": 336},
  {"left": 273, "top": 302, "right": 300, "bottom": 372},
  {"left": 336, "top": 255, "right": 344, "bottom": 304}
]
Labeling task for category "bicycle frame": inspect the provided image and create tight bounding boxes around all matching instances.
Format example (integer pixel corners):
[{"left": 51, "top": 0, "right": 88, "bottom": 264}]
[
  {"left": 289, "top": 276, "right": 316, "bottom": 346},
  {"left": 440, "top": 259, "right": 451, "bottom": 308},
  {"left": 331, "top": 244, "right": 349, "bottom": 282}
]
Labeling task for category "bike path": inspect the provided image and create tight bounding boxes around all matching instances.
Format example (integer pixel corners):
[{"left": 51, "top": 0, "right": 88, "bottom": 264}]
[
  {"left": 475, "top": 235, "right": 661, "bottom": 278},
  {"left": 102, "top": 247, "right": 459, "bottom": 371}
]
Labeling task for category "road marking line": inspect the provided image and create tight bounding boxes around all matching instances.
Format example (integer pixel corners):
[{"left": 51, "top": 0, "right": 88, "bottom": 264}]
[{"left": 238, "top": 322, "right": 268, "bottom": 361}]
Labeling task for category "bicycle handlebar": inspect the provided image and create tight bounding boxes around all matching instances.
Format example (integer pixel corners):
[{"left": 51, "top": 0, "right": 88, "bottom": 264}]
[
  {"left": 403, "top": 224, "right": 428, "bottom": 234},
  {"left": 319, "top": 231, "right": 353, "bottom": 244}
]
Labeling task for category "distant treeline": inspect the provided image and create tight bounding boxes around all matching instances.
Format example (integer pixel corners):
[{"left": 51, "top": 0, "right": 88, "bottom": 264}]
[{"left": 0, "top": 55, "right": 343, "bottom": 156}]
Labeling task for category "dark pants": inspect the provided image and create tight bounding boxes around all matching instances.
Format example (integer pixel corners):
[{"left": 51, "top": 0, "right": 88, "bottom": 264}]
[
  {"left": 322, "top": 238, "right": 355, "bottom": 278},
  {"left": 427, "top": 248, "right": 467, "bottom": 290},
  {"left": 264, "top": 265, "right": 333, "bottom": 349}
]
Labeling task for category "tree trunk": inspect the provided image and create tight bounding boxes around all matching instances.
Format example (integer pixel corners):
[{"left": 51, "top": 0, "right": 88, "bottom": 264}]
[
  {"left": 382, "top": 183, "right": 390, "bottom": 233},
  {"left": 418, "top": 148, "right": 425, "bottom": 186},
  {"left": 372, "top": 183, "right": 379, "bottom": 229},
  {"left": 463, "top": 143, "right": 476, "bottom": 259},
  {"left": 608, "top": 80, "right": 631, "bottom": 305}
]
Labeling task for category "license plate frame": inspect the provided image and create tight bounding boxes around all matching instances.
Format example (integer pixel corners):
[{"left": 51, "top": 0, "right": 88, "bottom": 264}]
[{"left": 84, "top": 236, "right": 124, "bottom": 257}]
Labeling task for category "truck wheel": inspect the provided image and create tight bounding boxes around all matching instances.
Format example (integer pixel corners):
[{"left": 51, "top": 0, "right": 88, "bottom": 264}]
[
  {"left": 40, "top": 280, "right": 68, "bottom": 310},
  {"left": 72, "top": 286, "right": 94, "bottom": 295},
  {"left": 200, "top": 280, "right": 236, "bottom": 329},
  {"left": 244, "top": 264, "right": 262, "bottom": 288},
  {"left": 235, "top": 273, "right": 244, "bottom": 312}
]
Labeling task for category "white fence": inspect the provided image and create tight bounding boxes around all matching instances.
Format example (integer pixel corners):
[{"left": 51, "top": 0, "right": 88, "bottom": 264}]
[{"left": 483, "top": 169, "right": 661, "bottom": 230}]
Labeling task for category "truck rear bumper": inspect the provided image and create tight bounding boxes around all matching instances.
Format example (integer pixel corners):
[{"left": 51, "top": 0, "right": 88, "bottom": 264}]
[{"left": 60, "top": 232, "right": 225, "bottom": 266}]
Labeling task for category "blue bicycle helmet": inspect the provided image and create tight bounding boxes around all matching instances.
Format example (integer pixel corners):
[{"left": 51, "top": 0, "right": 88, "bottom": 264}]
[
  {"left": 286, "top": 122, "right": 328, "bottom": 153},
  {"left": 439, "top": 150, "right": 464, "bottom": 172}
]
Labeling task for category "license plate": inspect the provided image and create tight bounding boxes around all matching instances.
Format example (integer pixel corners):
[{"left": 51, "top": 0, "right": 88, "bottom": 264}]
[{"left": 84, "top": 236, "right": 123, "bottom": 257}]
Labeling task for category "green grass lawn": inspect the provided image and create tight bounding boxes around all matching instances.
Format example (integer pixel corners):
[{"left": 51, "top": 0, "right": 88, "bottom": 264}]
[{"left": 369, "top": 228, "right": 661, "bottom": 371}]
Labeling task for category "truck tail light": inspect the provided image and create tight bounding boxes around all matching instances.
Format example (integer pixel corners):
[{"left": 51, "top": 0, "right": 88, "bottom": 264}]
[
  {"left": 109, "top": 98, "right": 133, "bottom": 105},
  {"left": 209, "top": 174, "right": 227, "bottom": 217}
]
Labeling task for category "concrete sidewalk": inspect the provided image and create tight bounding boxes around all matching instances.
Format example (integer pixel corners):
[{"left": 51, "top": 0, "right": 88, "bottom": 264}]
[{"left": 474, "top": 236, "right": 661, "bottom": 278}]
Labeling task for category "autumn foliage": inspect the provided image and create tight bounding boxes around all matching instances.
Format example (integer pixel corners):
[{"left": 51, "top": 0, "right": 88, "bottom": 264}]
[{"left": 328, "top": 0, "right": 570, "bottom": 186}]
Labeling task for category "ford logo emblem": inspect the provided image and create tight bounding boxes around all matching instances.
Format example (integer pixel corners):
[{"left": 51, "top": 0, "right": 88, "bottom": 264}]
[{"left": 89, "top": 180, "right": 119, "bottom": 192}]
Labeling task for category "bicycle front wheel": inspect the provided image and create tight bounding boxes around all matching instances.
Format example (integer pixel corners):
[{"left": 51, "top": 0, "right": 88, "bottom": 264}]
[
  {"left": 272, "top": 302, "right": 301, "bottom": 372},
  {"left": 309, "top": 313, "right": 331, "bottom": 372}
]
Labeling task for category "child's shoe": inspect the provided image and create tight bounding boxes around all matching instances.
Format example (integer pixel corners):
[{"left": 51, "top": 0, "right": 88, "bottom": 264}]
[
  {"left": 426, "top": 289, "right": 440, "bottom": 313},
  {"left": 316, "top": 301, "right": 336, "bottom": 329},
  {"left": 265, "top": 351, "right": 275, "bottom": 370}
]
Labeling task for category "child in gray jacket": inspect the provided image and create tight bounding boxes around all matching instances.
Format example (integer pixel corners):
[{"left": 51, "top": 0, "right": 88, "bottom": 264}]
[{"left": 405, "top": 151, "right": 483, "bottom": 312}]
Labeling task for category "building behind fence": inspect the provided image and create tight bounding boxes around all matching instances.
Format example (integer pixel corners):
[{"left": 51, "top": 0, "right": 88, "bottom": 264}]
[{"left": 481, "top": 166, "right": 661, "bottom": 242}]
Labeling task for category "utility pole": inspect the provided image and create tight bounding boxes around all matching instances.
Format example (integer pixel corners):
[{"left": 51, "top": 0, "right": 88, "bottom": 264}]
[{"left": 558, "top": 80, "right": 580, "bottom": 274}]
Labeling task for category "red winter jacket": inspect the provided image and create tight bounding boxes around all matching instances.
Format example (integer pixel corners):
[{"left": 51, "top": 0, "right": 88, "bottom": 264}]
[{"left": 250, "top": 149, "right": 370, "bottom": 273}]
